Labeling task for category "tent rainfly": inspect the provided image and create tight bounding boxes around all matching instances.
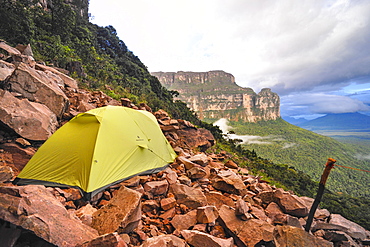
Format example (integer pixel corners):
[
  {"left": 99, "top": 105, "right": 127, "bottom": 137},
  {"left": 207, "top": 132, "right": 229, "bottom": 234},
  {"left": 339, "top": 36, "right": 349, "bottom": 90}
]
[{"left": 14, "top": 106, "right": 177, "bottom": 199}]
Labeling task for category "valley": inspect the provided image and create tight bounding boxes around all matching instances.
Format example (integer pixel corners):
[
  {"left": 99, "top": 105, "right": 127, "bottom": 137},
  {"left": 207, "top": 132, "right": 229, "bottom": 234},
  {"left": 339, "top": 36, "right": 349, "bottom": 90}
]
[{"left": 209, "top": 118, "right": 370, "bottom": 198}]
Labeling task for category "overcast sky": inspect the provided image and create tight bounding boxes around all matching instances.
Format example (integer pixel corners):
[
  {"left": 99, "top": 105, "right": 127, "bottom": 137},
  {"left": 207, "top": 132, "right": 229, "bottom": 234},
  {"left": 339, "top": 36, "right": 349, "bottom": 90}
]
[{"left": 89, "top": 0, "right": 370, "bottom": 119}]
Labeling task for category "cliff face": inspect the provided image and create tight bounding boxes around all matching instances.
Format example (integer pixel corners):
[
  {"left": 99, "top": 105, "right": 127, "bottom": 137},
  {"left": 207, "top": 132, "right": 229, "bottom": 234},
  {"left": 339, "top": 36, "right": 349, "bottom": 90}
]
[{"left": 152, "top": 71, "right": 280, "bottom": 122}]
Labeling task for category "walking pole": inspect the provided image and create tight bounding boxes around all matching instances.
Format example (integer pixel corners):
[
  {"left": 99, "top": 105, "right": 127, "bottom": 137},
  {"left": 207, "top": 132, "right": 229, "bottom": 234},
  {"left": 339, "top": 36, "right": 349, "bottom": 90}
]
[{"left": 305, "top": 158, "right": 336, "bottom": 232}]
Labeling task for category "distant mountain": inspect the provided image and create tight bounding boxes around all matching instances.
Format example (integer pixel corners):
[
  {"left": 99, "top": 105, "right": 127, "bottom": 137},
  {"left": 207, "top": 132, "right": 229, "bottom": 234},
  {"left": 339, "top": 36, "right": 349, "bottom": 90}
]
[
  {"left": 298, "top": 112, "right": 370, "bottom": 131},
  {"left": 282, "top": 116, "right": 308, "bottom": 125}
]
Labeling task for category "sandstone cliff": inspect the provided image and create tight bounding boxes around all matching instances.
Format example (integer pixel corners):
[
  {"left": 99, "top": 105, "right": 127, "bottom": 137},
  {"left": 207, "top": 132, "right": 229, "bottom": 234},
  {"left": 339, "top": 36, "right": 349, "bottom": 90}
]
[{"left": 151, "top": 71, "right": 280, "bottom": 122}]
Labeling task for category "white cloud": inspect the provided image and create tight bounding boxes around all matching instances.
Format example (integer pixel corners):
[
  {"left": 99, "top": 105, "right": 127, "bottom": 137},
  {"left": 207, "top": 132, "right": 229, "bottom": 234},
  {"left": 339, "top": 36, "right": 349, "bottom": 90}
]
[
  {"left": 213, "top": 118, "right": 283, "bottom": 145},
  {"left": 89, "top": 0, "right": 370, "bottom": 117},
  {"left": 281, "top": 93, "right": 370, "bottom": 117},
  {"left": 355, "top": 153, "right": 370, "bottom": 160}
]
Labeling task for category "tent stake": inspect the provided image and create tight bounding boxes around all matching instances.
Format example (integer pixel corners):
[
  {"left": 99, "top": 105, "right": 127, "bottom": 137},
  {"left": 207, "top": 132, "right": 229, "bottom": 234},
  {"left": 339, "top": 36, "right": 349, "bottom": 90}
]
[{"left": 305, "top": 158, "right": 336, "bottom": 232}]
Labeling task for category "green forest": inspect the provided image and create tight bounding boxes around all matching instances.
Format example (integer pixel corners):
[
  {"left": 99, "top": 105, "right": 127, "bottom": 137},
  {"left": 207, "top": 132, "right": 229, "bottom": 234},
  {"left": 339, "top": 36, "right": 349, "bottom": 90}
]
[
  {"left": 1, "top": 0, "right": 369, "bottom": 230},
  {"left": 224, "top": 118, "right": 370, "bottom": 197}
]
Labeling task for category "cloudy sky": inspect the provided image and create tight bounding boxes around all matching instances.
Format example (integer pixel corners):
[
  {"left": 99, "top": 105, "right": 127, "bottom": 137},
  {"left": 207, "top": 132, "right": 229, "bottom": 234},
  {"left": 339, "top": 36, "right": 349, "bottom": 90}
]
[{"left": 89, "top": 0, "right": 370, "bottom": 119}]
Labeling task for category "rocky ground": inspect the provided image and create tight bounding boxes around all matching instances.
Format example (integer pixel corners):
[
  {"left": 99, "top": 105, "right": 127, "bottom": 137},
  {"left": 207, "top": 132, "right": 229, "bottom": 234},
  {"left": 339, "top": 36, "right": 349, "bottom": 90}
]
[{"left": 1, "top": 42, "right": 370, "bottom": 247}]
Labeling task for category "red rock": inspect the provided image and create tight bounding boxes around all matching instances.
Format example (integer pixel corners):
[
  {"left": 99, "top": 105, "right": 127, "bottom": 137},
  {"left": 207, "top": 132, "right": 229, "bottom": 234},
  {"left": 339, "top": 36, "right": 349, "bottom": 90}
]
[
  {"left": 92, "top": 186, "right": 142, "bottom": 235},
  {"left": 274, "top": 225, "right": 333, "bottom": 247},
  {"left": 76, "top": 204, "right": 97, "bottom": 226},
  {"left": 142, "top": 200, "right": 160, "bottom": 213},
  {"left": 175, "top": 128, "right": 215, "bottom": 152},
  {"left": 0, "top": 185, "right": 98, "bottom": 246},
  {"left": 177, "top": 156, "right": 198, "bottom": 170},
  {"left": 136, "top": 229, "right": 149, "bottom": 241},
  {"left": 235, "top": 198, "right": 250, "bottom": 216},
  {"left": 161, "top": 197, "right": 177, "bottom": 211},
  {"left": 58, "top": 187, "right": 82, "bottom": 201},
  {"left": 0, "top": 90, "right": 58, "bottom": 141},
  {"left": 274, "top": 188, "right": 309, "bottom": 217},
  {"left": 178, "top": 175, "right": 191, "bottom": 186},
  {"left": 250, "top": 206, "right": 268, "bottom": 222},
  {"left": 218, "top": 205, "right": 274, "bottom": 247},
  {"left": 154, "top": 109, "right": 170, "bottom": 120},
  {"left": 224, "top": 160, "right": 238, "bottom": 169},
  {"left": 0, "top": 165, "right": 14, "bottom": 183},
  {"left": 209, "top": 169, "right": 246, "bottom": 195},
  {"left": 15, "top": 138, "right": 31, "bottom": 147},
  {"left": 205, "top": 191, "right": 235, "bottom": 210},
  {"left": 141, "top": 235, "right": 187, "bottom": 247},
  {"left": 196, "top": 206, "right": 219, "bottom": 224},
  {"left": 0, "top": 60, "right": 15, "bottom": 81},
  {"left": 208, "top": 161, "right": 225, "bottom": 169},
  {"left": 192, "top": 224, "right": 207, "bottom": 232},
  {"left": 210, "top": 224, "right": 227, "bottom": 238},
  {"left": 189, "top": 153, "right": 210, "bottom": 167},
  {"left": 7, "top": 63, "right": 69, "bottom": 119},
  {"left": 169, "top": 183, "right": 207, "bottom": 209},
  {"left": 159, "top": 207, "right": 176, "bottom": 220},
  {"left": 329, "top": 214, "right": 368, "bottom": 240},
  {"left": 35, "top": 63, "right": 78, "bottom": 89},
  {"left": 0, "top": 142, "right": 35, "bottom": 172},
  {"left": 163, "top": 167, "right": 178, "bottom": 184},
  {"left": 171, "top": 210, "right": 197, "bottom": 231},
  {"left": 187, "top": 165, "right": 207, "bottom": 179},
  {"left": 143, "top": 180, "right": 169, "bottom": 197},
  {"left": 265, "top": 202, "right": 287, "bottom": 225},
  {"left": 78, "top": 232, "right": 127, "bottom": 247},
  {"left": 181, "top": 230, "right": 234, "bottom": 247}
]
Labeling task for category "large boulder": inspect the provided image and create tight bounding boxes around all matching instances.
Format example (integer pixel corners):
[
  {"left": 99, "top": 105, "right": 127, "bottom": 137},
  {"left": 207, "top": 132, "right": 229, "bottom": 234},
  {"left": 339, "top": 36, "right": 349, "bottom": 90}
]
[
  {"left": 0, "top": 89, "right": 58, "bottom": 141},
  {"left": 209, "top": 169, "right": 247, "bottom": 196},
  {"left": 181, "top": 230, "right": 234, "bottom": 247},
  {"left": 273, "top": 188, "right": 309, "bottom": 217},
  {"left": 274, "top": 225, "right": 333, "bottom": 247},
  {"left": 35, "top": 63, "right": 78, "bottom": 89},
  {"left": 78, "top": 232, "right": 127, "bottom": 247},
  {"left": 0, "top": 185, "right": 99, "bottom": 246},
  {"left": 92, "top": 186, "right": 142, "bottom": 235},
  {"left": 169, "top": 183, "right": 207, "bottom": 209},
  {"left": 218, "top": 205, "right": 275, "bottom": 246},
  {"left": 329, "top": 214, "right": 369, "bottom": 240},
  {"left": 140, "top": 235, "right": 187, "bottom": 247},
  {"left": 6, "top": 62, "right": 69, "bottom": 119}
]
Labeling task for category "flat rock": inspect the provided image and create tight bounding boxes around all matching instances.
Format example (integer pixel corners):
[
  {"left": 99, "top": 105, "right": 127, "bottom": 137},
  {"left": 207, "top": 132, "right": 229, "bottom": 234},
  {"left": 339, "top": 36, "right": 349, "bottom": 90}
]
[
  {"left": 0, "top": 185, "right": 98, "bottom": 246},
  {"left": 0, "top": 60, "right": 15, "bottom": 81},
  {"left": 329, "top": 214, "right": 368, "bottom": 240},
  {"left": 141, "top": 234, "right": 187, "bottom": 247},
  {"left": 92, "top": 186, "right": 142, "bottom": 235},
  {"left": 274, "top": 225, "right": 333, "bottom": 247},
  {"left": 181, "top": 230, "right": 234, "bottom": 247},
  {"left": 205, "top": 191, "right": 235, "bottom": 210},
  {"left": 169, "top": 183, "right": 207, "bottom": 209},
  {"left": 0, "top": 89, "right": 58, "bottom": 141},
  {"left": 78, "top": 232, "right": 127, "bottom": 247},
  {"left": 274, "top": 188, "right": 309, "bottom": 217},
  {"left": 35, "top": 63, "right": 78, "bottom": 89},
  {"left": 210, "top": 169, "right": 246, "bottom": 195},
  {"left": 218, "top": 205, "right": 274, "bottom": 246},
  {"left": 171, "top": 210, "right": 197, "bottom": 231}
]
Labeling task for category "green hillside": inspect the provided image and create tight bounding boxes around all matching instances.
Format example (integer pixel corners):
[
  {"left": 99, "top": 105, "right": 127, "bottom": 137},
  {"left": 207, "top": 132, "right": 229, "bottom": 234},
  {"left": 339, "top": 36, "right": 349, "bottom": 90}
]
[{"left": 224, "top": 118, "right": 370, "bottom": 197}]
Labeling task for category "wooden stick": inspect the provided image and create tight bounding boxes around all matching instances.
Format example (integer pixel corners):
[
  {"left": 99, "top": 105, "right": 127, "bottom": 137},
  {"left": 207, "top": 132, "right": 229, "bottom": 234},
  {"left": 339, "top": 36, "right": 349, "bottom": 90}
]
[{"left": 305, "top": 158, "right": 336, "bottom": 232}]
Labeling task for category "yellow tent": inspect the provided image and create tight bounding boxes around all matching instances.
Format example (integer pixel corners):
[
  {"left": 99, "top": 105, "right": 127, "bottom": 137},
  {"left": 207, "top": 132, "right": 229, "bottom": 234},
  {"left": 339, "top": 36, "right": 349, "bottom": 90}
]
[{"left": 15, "top": 106, "right": 177, "bottom": 199}]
